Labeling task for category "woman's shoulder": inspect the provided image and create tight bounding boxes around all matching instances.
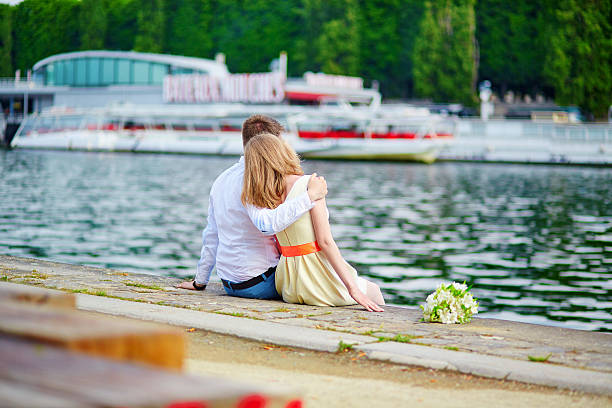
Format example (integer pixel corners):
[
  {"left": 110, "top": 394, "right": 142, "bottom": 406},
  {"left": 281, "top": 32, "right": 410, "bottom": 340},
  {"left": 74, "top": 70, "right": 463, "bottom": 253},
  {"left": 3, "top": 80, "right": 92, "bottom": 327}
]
[{"left": 284, "top": 174, "right": 309, "bottom": 198}]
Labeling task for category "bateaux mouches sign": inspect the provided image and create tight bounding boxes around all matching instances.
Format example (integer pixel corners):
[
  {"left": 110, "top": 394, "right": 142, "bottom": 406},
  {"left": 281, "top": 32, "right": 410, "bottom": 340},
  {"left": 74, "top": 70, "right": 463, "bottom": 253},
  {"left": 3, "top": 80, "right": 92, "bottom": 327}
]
[{"left": 163, "top": 72, "right": 285, "bottom": 104}]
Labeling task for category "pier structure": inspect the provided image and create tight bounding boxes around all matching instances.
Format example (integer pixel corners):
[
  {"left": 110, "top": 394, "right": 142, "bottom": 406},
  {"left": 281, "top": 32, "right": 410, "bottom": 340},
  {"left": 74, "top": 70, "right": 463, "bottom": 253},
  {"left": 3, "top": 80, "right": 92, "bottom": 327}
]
[
  {"left": 1, "top": 255, "right": 610, "bottom": 396},
  {"left": 0, "top": 77, "right": 56, "bottom": 146}
]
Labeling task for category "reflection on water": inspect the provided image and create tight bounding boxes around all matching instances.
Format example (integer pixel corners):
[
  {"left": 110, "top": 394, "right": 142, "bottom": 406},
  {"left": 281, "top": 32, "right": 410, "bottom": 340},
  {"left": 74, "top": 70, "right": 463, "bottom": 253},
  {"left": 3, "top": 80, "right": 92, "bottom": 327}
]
[{"left": 1, "top": 150, "right": 611, "bottom": 332}]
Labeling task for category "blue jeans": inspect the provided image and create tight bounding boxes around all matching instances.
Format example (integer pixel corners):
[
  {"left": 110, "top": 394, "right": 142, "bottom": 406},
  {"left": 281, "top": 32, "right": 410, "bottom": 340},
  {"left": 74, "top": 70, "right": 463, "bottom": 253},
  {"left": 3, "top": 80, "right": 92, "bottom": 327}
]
[{"left": 222, "top": 269, "right": 281, "bottom": 300}]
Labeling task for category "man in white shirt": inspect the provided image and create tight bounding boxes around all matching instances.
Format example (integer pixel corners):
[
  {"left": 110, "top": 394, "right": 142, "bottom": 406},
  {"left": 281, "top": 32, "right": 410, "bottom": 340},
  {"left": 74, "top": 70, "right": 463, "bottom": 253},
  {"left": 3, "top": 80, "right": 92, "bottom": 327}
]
[{"left": 177, "top": 115, "right": 327, "bottom": 299}]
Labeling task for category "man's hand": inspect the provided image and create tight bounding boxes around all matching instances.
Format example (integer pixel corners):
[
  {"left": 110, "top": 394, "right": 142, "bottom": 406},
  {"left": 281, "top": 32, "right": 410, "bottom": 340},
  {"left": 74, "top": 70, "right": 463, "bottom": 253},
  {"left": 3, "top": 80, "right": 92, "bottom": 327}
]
[
  {"left": 307, "top": 173, "right": 327, "bottom": 202},
  {"left": 176, "top": 281, "right": 198, "bottom": 290}
]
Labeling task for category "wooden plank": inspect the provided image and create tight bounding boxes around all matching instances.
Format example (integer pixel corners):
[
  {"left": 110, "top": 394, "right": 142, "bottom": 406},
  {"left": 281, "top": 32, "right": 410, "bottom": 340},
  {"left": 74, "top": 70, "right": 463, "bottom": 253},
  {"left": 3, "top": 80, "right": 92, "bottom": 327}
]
[
  {"left": 0, "top": 336, "right": 299, "bottom": 408},
  {"left": 0, "top": 301, "right": 185, "bottom": 371},
  {"left": 0, "top": 379, "right": 89, "bottom": 408},
  {"left": 0, "top": 281, "right": 75, "bottom": 309}
]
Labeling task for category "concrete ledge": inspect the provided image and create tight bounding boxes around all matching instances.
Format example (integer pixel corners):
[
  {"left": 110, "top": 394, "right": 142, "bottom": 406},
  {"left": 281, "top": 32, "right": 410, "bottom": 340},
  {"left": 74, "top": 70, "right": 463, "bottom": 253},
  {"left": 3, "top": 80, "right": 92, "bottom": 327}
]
[
  {"left": 76, "top": 293, "right": 612, "bottom": 395},
  {"left": 77, "top": 293, "right": 376, "bottom": 353},
  {"left": 2, "top": 255, "right": 612, "bottom": 396},
  {"left": 354, "top": 342, "right": 612, "bottom": 395}
]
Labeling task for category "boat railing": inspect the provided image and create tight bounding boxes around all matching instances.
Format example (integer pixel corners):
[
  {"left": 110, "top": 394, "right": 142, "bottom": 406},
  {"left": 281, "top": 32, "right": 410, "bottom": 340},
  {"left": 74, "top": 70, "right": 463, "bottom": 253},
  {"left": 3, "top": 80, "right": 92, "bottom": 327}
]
[
  {"left": 286, "top": 113, "right": 456, "bottom": 140},
  {"left": 0, "top": 78, "right": 38, "bottom": 89},
  {"left": 527, "top": 122, "right": 612, "bottom": 142},
  {"left": 458, "top": 118, "right": 612, "bottom": 142},
  {"left": 16, "top": 109, "right": 254, "bottom": 136},
  {"left": 3, "top": 113, "right": 26, "bottom": 124}
]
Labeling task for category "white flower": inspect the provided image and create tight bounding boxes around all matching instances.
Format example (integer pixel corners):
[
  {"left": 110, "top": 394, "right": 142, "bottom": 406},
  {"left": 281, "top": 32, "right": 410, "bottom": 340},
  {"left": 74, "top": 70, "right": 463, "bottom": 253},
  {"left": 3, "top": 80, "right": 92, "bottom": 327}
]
[
  {"left": 420, "top": 281, "right": 479, "bottom": 324},
  {"left": 452, "top": 282, "right": 467, "bottom": 292}
]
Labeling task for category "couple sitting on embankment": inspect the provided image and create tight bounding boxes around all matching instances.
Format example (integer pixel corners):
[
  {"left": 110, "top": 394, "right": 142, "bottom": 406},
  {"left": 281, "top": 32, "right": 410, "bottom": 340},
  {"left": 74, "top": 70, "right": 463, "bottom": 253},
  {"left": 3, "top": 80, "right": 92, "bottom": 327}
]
[{"left": 177, "top": 115, "right": 384, "bottom": 312}]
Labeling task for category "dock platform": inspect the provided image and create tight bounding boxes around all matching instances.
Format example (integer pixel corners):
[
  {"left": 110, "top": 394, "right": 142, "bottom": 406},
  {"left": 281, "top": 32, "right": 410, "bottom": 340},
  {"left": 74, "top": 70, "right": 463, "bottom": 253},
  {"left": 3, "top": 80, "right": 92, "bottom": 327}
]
[{"left": 1, "top": 254, "right": 610, "bottom": 396}]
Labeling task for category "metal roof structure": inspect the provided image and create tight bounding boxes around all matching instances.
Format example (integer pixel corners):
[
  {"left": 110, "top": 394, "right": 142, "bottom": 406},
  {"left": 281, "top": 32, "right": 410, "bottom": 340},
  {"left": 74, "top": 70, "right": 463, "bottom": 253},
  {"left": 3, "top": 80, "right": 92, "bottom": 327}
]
[{"left": 33, "top": 50, "right": 230, "bottom": 77}]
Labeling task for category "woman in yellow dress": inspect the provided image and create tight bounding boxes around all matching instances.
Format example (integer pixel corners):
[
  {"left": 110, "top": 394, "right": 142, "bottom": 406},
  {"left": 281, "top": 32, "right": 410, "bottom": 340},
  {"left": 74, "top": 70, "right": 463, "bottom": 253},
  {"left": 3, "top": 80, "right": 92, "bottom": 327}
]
[{"left": 242, "top": 133, "right": 385, "bottom": 312}]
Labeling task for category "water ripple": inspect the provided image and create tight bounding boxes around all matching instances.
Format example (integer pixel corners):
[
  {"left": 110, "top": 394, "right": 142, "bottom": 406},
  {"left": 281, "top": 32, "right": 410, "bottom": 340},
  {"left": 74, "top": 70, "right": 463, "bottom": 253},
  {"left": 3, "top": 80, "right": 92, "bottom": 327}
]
[{"left": 1, "top": 151, "right": 611, "bottom": 331}]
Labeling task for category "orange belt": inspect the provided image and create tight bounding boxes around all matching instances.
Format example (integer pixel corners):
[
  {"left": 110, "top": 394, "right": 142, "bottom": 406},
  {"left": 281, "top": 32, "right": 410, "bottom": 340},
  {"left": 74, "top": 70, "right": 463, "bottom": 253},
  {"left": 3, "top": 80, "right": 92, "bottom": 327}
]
[{"left": 279, "top": 241, "right": 321, "bottom": 257}]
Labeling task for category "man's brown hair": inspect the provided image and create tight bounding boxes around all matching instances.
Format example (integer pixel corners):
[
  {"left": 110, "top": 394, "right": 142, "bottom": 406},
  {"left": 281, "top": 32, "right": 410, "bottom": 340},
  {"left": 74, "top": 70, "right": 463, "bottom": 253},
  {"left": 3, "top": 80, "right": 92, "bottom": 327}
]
[{"left": 242, "top": 115, "right": 284, "bottom": 146}]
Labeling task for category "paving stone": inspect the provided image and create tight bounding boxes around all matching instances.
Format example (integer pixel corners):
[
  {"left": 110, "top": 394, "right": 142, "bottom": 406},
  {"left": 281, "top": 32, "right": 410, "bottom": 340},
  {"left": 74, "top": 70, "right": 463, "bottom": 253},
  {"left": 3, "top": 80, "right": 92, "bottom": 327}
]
[
  {"left": 264, "top": 312, "right": 297, "bottom": 319},
  {"left": 2, "top": 254, "right": 611, "bottom": 378},
  {"left": 268, "top": 318, "right": 318, "bottom": 328}
]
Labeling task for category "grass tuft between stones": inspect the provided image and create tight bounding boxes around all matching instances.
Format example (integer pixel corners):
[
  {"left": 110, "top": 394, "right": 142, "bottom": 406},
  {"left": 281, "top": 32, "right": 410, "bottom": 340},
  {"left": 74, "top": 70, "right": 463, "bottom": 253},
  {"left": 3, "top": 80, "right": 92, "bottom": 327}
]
[
  {"left": 528, "top": 353, "right": 552, "bottom": 362},
  {"left": 337, "top": 340, "right": 354, "bottom": 353}
]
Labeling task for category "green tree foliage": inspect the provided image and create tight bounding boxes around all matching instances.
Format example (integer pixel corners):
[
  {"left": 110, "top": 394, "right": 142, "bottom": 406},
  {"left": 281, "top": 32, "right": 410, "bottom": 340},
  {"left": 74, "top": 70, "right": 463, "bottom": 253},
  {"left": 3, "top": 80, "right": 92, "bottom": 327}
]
[
  {"left": 208, "top": 0, "right": 303, "bottom": 74},
  {"left": 358, "top": 0, "right": 424, "bottom": 97},
  {"left": 290, "top": 0, "right": 326, "bottom": 75},
  {"left": 3, "top": 0, "right": 611, "bottom": 116},
  {"left": 105, "top": 0, "right": 138, "bottom": 50},
  {"left": 544, "top": 0, "right": 612, "bottom": 118},
  {"left": 133, "top": 0, "right": 165, "bottom": 53},
  {"left": 80, "top": 0, "right": 107, "bottom": 50},
  {"left": 0, "top": 4, "right": 12, "bottom": 76},
  {"left": 164, "top": 0, "right": 212, "bottom": 58},
  {"left": 314, "top": 0, "right": 360, "bottom": 75},
  {"left": 413, "top": 0, "right": 477, "bottom": 104},
  {"left": 12, "top": 0, "right": 80, "bottom": 72},
  {"left": 292, "top": 0, "right": 360, "bottom": 76},
  {"left": 476, "top": 0, "right": 550, "bottom": 95}
]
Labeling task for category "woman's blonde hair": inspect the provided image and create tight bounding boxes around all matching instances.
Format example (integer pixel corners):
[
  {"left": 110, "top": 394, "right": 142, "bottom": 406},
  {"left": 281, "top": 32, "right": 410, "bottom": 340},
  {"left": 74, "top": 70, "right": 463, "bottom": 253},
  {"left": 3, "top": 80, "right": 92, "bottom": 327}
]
[{"left": 242, "top": 133, "right": 303, "bottom": 209}]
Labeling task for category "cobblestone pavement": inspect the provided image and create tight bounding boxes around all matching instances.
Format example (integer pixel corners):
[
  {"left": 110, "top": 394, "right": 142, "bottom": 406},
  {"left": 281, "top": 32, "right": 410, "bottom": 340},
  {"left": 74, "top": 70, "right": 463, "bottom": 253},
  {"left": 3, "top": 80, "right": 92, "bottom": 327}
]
[{"left": 2, "top": 254, "right": 611, "bottom": 375}]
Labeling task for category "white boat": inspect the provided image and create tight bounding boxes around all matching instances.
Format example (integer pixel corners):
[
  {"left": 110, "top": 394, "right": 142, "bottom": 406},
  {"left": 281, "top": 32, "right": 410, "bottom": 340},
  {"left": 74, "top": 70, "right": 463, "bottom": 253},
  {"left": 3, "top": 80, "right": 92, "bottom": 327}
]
[
  {"left": 289, "top": 112, "right": 453, "bottom": 163},
  {"left": 11, "top": 104, "right": 454, "bottom": 163}
]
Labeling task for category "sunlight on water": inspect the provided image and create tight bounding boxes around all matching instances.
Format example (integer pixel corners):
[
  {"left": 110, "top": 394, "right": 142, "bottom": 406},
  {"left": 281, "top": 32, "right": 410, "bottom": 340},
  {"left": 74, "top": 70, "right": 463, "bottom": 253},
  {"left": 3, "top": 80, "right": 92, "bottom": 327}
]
[{"left": 1, "top": 150, "right": 611, "bottom": 331}]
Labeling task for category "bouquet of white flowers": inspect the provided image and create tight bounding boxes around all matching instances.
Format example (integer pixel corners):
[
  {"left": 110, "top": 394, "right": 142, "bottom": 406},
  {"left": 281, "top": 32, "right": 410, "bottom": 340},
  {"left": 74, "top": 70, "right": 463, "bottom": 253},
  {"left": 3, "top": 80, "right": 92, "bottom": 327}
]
[{"left": 421, "top": 282, "right": 478, "bottom": 324}]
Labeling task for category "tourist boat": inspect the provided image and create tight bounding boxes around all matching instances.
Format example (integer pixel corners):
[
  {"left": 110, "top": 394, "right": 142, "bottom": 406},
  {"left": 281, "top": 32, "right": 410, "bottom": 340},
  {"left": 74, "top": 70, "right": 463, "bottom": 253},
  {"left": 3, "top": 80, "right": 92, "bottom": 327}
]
[
  {"left": 8, "top": 50, "right": 455, "bottom": 162},
  {"left": 289, "top": 110, "right": 454, "bottom": 163},
  {"left": 11, "top": 103, "right": 455, "bottom": 163}
]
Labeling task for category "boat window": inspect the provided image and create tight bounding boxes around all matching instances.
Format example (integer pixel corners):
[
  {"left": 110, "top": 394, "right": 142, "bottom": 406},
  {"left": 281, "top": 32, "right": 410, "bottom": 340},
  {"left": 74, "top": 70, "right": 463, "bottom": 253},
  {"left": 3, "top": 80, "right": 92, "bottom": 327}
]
[
  {"left": 151, "top": 64, "right": 167, "bottom": 85},
  {"left": 64, "top": 60, "right": 75, "bottom": 86},
  {"left": 18, "top": 117, "right": 38, "bottom": 136},
  {"left": 124, "top": 120, "right": 146, "bottom": 131},
  {"left": 133, "top": 61, "right": 150, "bottom": 85},
  {"left": 57, "top": 116, "right": 82, "bottom": 131},
  {"left": 55, "top": 61, "right": 65, "bottom": 86},
  {"left": 75, "top": 59, "right": 87, "bottom": 86},
  {"left": 101, "top": 58, "right": 115, "bottom": 85},
  {"left": 171, "top": 67, "right": 194, "bottom": 75},
  {"left": 117, "top": 59, "right": 131, "bottom": 84},
  {"left": 298, "top": 122, "right": 322, "bottom": 131},
  {"left": 83, "top": 116, "right": 100, "bottom": 130},
  {"left": 41, "top": 117, "right": 58, "bottom": 133},
  {"left": 45, "top": 65, "right": 54, "bottom": 86},
  {"left": 87, "top": 58, "right": 101, "bottom": 86},
  {"left": 220, "top": 119, "right": 242, "bottom": 131},
  {"left": 193, "top": 123, "right": 214, "bottom": 131},
  {"left": 100, "top": 118, "right": 119, "bottom": 131}
]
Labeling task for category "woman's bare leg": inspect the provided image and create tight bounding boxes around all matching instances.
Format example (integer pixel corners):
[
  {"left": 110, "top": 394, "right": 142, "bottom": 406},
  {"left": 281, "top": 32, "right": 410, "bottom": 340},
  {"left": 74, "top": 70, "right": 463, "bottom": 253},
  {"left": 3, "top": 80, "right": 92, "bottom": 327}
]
[{"left": 366, "top": 281, "right": 385, "bottom": 305}]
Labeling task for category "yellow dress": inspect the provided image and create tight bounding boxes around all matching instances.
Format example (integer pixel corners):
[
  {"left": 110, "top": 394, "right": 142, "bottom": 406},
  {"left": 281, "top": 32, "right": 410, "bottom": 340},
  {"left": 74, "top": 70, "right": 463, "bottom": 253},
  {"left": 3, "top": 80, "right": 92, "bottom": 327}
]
[{"left": 275, "top": 175, "right": 361, "bottom": 306}]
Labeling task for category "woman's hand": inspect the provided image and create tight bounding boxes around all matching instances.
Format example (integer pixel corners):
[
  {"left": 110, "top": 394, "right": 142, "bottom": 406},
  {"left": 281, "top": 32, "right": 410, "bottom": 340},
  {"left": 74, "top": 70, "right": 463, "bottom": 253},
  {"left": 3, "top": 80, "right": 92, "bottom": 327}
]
[{"left": 349, "top": 288, "right": 384, "bottom": 312}]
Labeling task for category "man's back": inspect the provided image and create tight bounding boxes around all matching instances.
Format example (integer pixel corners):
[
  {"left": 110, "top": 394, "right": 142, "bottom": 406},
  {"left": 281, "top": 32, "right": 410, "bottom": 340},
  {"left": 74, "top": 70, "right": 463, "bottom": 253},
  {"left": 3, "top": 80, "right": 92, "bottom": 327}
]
[{"left": 209, "top": 159, "right": 278, "bottom": 283}]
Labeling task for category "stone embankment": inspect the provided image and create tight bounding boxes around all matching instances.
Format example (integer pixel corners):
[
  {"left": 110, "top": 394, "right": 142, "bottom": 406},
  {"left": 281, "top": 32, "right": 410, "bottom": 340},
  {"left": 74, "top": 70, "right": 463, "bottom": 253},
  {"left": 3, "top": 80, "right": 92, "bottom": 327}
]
[{"left": 1, "top": 254, "right": 610, "bottom": 395}]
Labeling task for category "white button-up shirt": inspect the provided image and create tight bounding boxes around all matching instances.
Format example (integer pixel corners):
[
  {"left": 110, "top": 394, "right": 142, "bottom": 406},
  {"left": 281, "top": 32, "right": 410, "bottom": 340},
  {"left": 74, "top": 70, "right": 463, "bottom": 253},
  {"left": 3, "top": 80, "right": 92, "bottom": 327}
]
[{"left": 195, "top": 157, "right": 314, "bottom": 285}]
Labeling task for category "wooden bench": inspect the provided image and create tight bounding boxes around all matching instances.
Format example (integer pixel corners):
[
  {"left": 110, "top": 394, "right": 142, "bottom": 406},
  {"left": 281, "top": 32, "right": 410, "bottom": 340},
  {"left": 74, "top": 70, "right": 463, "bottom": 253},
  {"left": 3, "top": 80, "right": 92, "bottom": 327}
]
[
  {"left": 0, "top": 336, "right": 299, "bottom": 408},
  {"left": 0, "top": 300, "right": 185, "bottom": 370},
  {"left": 0, "top": 283, "right": 302, "bottom": 407}
]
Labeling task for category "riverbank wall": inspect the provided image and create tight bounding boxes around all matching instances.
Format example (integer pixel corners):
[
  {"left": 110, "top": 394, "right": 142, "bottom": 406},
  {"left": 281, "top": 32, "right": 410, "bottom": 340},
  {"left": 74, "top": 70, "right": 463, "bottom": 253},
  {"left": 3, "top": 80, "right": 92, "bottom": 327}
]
[{"left": 1, "top": 254, "right": 610, "bottom": 395}]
